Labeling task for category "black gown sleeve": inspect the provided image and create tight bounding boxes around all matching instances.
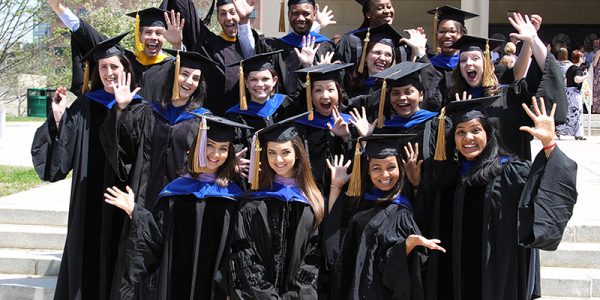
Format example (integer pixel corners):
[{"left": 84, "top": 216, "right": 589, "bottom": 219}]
[
  {"left": 518, "top": 147, "right": 578, "bottom": 251},
  {"left": 160, "top": 0, "right": 214, "bottom": 53},
  {"left": 282, "top": 227, "right": 321, "bottom": 299},
  {"left": 416, "top": 55, "right": 443, "bottom": 112}
]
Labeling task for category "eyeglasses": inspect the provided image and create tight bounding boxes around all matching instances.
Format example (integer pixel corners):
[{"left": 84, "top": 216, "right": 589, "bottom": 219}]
[
  {"left": 437, "top": 30, "right": 460, "bottom": 36},
  {"left": 369, "top": 50, "right": 393, "bottom": 58}
]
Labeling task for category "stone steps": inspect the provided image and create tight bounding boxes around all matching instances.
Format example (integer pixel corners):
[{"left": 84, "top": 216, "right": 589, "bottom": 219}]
[
  {"left": 0, "top": 275, "right": 56, "bottom": 300},
  {"left": 541, "top": 242, "right": 600, "bottom": 269},
  {"left": 541, "top": 267, "right": 600, "bottom": 298},
  {"left": 0, "top": 224, "right": 66, "bottom": 250},
  {"left": 0, "top": 249, "right": 62, "bottom": 276}
]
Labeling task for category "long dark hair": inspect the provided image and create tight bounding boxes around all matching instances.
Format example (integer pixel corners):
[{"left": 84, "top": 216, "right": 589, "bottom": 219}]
[
  {"left": 90, "top": 54, "right": 136, "bottom": 92},
  {"left": 452, "top": 117, "right": 514, "bottom": 186},
  {"left": 362, "top": 154, "right": 405, "bottom": 200},
  {"left": 158, "top": 64, "right": 207, "bottom": 110},
  {"left": 185, "top": 137, "right": 238, "bottom": 187},
  {"left": 259, "top": 136, "right": 325, "bottom": 225},
  {"left": 347, "top": 41, "right": 396, "bottom": 94}
]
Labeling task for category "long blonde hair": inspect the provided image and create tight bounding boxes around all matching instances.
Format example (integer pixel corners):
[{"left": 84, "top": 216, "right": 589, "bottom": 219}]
[{"left": 259, "top": 136, "right": 325, "bottom": 225}]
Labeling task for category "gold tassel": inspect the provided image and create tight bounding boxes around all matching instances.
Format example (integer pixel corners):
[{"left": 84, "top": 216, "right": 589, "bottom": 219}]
[
  {"left": 433, "top": 107, "right": 447, "bottom": 161},
  {"left": 239, "top": 61, "right": 247, "bottom": 110},
  {"left": 306, "top": 73, "right": 314, "bottom": 120},
  {"left": 250, "top": 137, "right": 261, "bottom": 190},
  {"left": 434, "top": 8, "right": 441, "bottom": 54},
  {"left": 279, "top": 0, "right": 286, "bottom": 32},
  {"left": 171, "top": 51, "right": 181, "bottom": 101},
  {"left": 482, "top": 39, "right": 495, "bottom": 88},
  {"left": 377, "top": 79, "right": 387, "bottom": 128},
  {"left": 82, "top": 60, "right": 90, "bottom": 94},
  {"left": 357, "top": 28, "right": 370, "bottom": 74},
  {"left": 134, "top": 13, "right": 144, "bottom": 55},
  {"left": 346, "top": 140, "right": 362, "bottom": 197}
]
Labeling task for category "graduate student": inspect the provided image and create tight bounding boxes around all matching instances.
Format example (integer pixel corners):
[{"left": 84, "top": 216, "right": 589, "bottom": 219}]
[
  {"left": 47, "top": 0, "right": 184, "bottom": 93},
  {"left": 102, "top": 49, "right": 217, "bottom": 210},
  {"left": 446, "top": 13, "right": 567, "bottom": 159},
  {"left": 228, "top": 112, "right": 324, "bottom": 299},
  {"left": 104, "top": 115, "right": 252, "bottom": 300},
  {"left": 430, "top": 96, "right": 577, "bottom": 300},
  {"left": 31, "top": 34, "right": 143, "bottom": 300},
  {"left": 327, "top": 134, "right": 445, "bottom": 299},
  {"left": 225, "top": 51, "right": 302, "bottom": 151}
]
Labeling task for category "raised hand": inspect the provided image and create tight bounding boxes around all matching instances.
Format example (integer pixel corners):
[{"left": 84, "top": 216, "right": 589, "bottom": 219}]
[
  {"left": 294, "top": 35, "right": 321, "bottom": 67},
  {"left": 315, "top": 4, "right": 337, "bottom": 29},
  {"left": 531, "top": 14, "right": 542, "bottom": 32},
  {"left": 401, "top": 28, "right": 427, "bottom": 59},
  {"left": 317, "top": 51, "right": 335, "bottom": 65},
  {"left": 51, "top": 86, "right": 68, "bottom": 128},
  {"left": 233, "top": 0, "right": 255, "bottom": 23},
  {"left": 349, "top": 106, "right": 376, "bottom": 138},
  {"left": 455, "top": 91, "right": 472, "bottom": 102},
  {"left": 163, "top": 10, "right": 185, "bottom": 50},
  {"left": 519, "top": 97, "right": 556, "bottom": 148},
  {"left": 403, "top": 142, "right": 423, "bottom": 187},
  {"left": 235, "top": 147, "right": 250, "bottom": 178},
  {"left": 327, "top": 154, "right": 352, "bottom": 187},
  {"left": 406, "top": 234, "right": 446, "bottom": 255},
  {"left": 48, "top": 0, "right": 66, "bottom": 14},
  {"left": 104, "top": 186, "right": 135, "bottom": 218},
  {"left": 508, "top": 12, "right": 538, "bottom": 44},
  {"left": 327, "top": 106, "right": 350, "bottom": 140},
  {"left": 112, "top": 73, "right": 141, "bottom": 110}
]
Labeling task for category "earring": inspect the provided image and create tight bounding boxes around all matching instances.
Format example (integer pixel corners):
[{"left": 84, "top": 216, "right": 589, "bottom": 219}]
[{"left": 453, "top": 148, "right": 459, "bottom": 162}]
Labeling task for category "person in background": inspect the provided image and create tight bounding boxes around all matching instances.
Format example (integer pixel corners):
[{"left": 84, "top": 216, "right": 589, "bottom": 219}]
[{"left": 556, "top": 50, "right": 589, "bottom": 140}]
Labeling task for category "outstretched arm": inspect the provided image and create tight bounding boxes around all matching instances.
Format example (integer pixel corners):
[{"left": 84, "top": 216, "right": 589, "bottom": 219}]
[{"left": 510, "top": 13, "right": 547, "bottom": 71}]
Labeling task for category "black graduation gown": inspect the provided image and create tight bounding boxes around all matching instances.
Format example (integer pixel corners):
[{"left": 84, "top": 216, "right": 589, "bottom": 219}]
[
  {"left": 110, "top": 178, "right": 240, "bottom": 300},
  {"left": 69, "top": 19, "right": 173, "bottom": 95},
  {"left": 31, "top": 94, "right": 125, "bottom": 300},
  {"left": 332, "top": 198, "right": 426, "bottom": 300},
  {"left": 451, "top": 148, "right": 577, "bottom": 300},
  {"left": 160, "top": 0, "right": 267, "bottom": 116},
  {"left": 228, "top": 188, "right": 321, "bottom": 299}
]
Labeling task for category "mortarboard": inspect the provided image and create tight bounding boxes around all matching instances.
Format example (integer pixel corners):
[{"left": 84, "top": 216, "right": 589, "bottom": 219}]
[
  {"left": 80, "top": 32, "right": 128, "bottom": 94},
  {"left": 162, "top": 49, "right": 217, "bottom": 101},
  {"left": 354, "top": 23, "right": 403, "bottom": 74},
  {"left": 126, "top": 7, "right": 168, "bottom": 28},
  {"left": 427, "top": 6, "right": 478, "bottom": 54},
  {"left": 247, "top": 111, "right": 311, "bottom": 190},
  {"left": 369, "top": 61, "right": 429, "bottom": 128},
  {"left": 450, "top": 35, "right": 505, "bottom": 88},
  {"left": 433, "top": 95, "right": 500, "bottom": 161},
  {"left": 295, "top": 63, "right": 354, "bottom": 120},
  {"left": 228, "top": 50, "right": 283, "bottom": 111}
]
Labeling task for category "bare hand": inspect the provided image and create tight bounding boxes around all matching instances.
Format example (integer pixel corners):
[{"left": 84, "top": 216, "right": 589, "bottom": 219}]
[
  {"left": 293, "top": 35, "right": 321, "bottom": 67},
  {"left": 317, "top": 51, "right": 335, "bottom": 65},
  {"left": 326, "top": 154, "right": 352, "bottom": 187},
  {"left": 401, "top": 28, "right": 427, "bottom": 53},
  {"left": 519, "top": 97, "right": 556, "bottom": 147},
  {"left": 315, "top": 4, "right": 336, "bottom": 29},
  {"left": 455, "top": 91, "right": 472, "bottom": 102},
  {"left": 327, "top": 106, "right": 350, "bottom": 140},
  {"left": 402, "top": 142, "right": 423, "bottom": 187},
  {"left": 112, "top": 73, "right": 141, "bottom": 110},
  {"left": 163, "top": 10, "right": 185, "bottom": 49},
  {"left": 508, "top": 13, "right": 538, "bottom": 44},
  {"left": 233, "top": 0, "right": 255, "bottom": 22},
  {"left": 104, "top": 186, "right": 135, "bottom": 218},
  {"left": 531, "top": 14, "right": 542, "bottom": 32},
  {"left": 406, "top": 234, "right": 446, "bottom": 255},
  {"left": 235, "top": 147, "right": 250, "bottom": 178},
  {"left": 349, "top": 106, "right": 376, "bottom": 138}
]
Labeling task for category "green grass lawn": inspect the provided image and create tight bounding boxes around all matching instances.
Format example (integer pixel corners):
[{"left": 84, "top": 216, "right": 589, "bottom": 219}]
[
  {"left": 0, "top": 165, "right": 46, "bottom": 197},
  {"left": 6, "top": 116, "right": 46, "bottom": 122}
]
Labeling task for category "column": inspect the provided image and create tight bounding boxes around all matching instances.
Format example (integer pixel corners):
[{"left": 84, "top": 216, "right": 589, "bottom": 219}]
[{"left": 461, "top": 0, "right": 489, "bottom": 37}]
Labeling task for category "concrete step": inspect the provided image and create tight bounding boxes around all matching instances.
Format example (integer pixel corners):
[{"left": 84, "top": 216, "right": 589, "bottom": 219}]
[
  {"left": 541, "top": 267, "right": 600, "bottom": 298},
  {"left": 541, "top": 243, "right": 600, "bottom": 269},
  {"left": 0, "top": 208, "right": 67, "bottom": 226},
  {"left": 563, "top": 222, "right": 600, "bottom": 243},
  {"left": 0, "top": 274, "right": 55, "bottom": 300},
  {"left": 0, "top": 224, "right": 66, "bottom": 250},
  {"left": 0, "top": 249, "right": 62, "bottom": 276}
]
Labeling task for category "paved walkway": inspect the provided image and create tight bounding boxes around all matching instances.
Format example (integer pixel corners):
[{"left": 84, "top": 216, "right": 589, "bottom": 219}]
[{"left": 0, "top": 122, "right": 43, "bottom": 168}]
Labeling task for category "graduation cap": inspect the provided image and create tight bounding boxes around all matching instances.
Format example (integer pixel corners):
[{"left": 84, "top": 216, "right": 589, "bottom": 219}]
[
  {"left": 450, "top": 35, "right": 504, "bottom": 88},
  {"left": 433, "top": 95, "right": 500, "bottom": 161},
  {"left": 371, "top": 61, "right": 429, "bottom": 128},
  {"left": 247, "top": 111, "right": 310, "bottom": 190},
  {"left": 162, "top": 49, "right": 217, "bottom": 101},
  {"left": 354, "top": 0, "right": 369, "bottom": 11},
  {"left": 80, "top": 32, "right": 128, "bottom": 94},
  {"left": 346, "top": 134, "right": 416, "bottom": 197},
  {"left": 228, "top": 50, "right": 283, "bottom": 111},
  {"left": 295, "top": 63, "right": 354, "bottom": 121},
  {"left": 427, "top": 6, "right": 478, "bottom": 54},
  {"left": 126, "top": 8, "right": 168, "bottom": 60},
  {"left": 354, "top": 24, "right": 403, "bottom": 74},
  {"left": 280, "top": 0, "right": 317, "bottom": 32},
  {"left": 188, "top": 112, "right": 253, "bottom": 173}
]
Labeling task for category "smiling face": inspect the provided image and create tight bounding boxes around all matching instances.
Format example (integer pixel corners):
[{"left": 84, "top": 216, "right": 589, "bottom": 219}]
[
  {"left": 436, "top": 19, "right": 463, "bottom": 55},
  {"left": 454, "top": 118, "right": 488, "bottom": 160},
  {"left": 246, "top": 69, "right": 278, "bottom": 103},
  {"left": 312, "top": 80, "right": 339, "bottom": 116},
  {"left": 140, "top": 26, "right": 165, "bottom": 57},
  {"left": 205, "top": 138, "right": 230, "bottom": 173},
  {"left": 389, "top": 84, "right": 422, "bottom": 118},
  {"left": 177, "top": 67, "right": 201, "bottom": 102},
  {"left": 368, "top": 156, "right": 400, "bottom": 191},
  {"left": 98, "top": 56, "right": 125, "bottom": 94},
  {"left": 365, "top": 0, "right": 395, "bottom": 26},
  {"left": 267, "top": 141, "right": 296, "bottom": 178},
  {"left": 366, "top": 42, "right": 394, "bottom": 75},
  {"left": 459, "top": 50, "right": 484, "bottom": 87},
  {"left": 217, "top": 4, "right": 239, "bottom": 38},
  {"left": 288, "top": 3, "right": 316, "bottom": 35}
]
